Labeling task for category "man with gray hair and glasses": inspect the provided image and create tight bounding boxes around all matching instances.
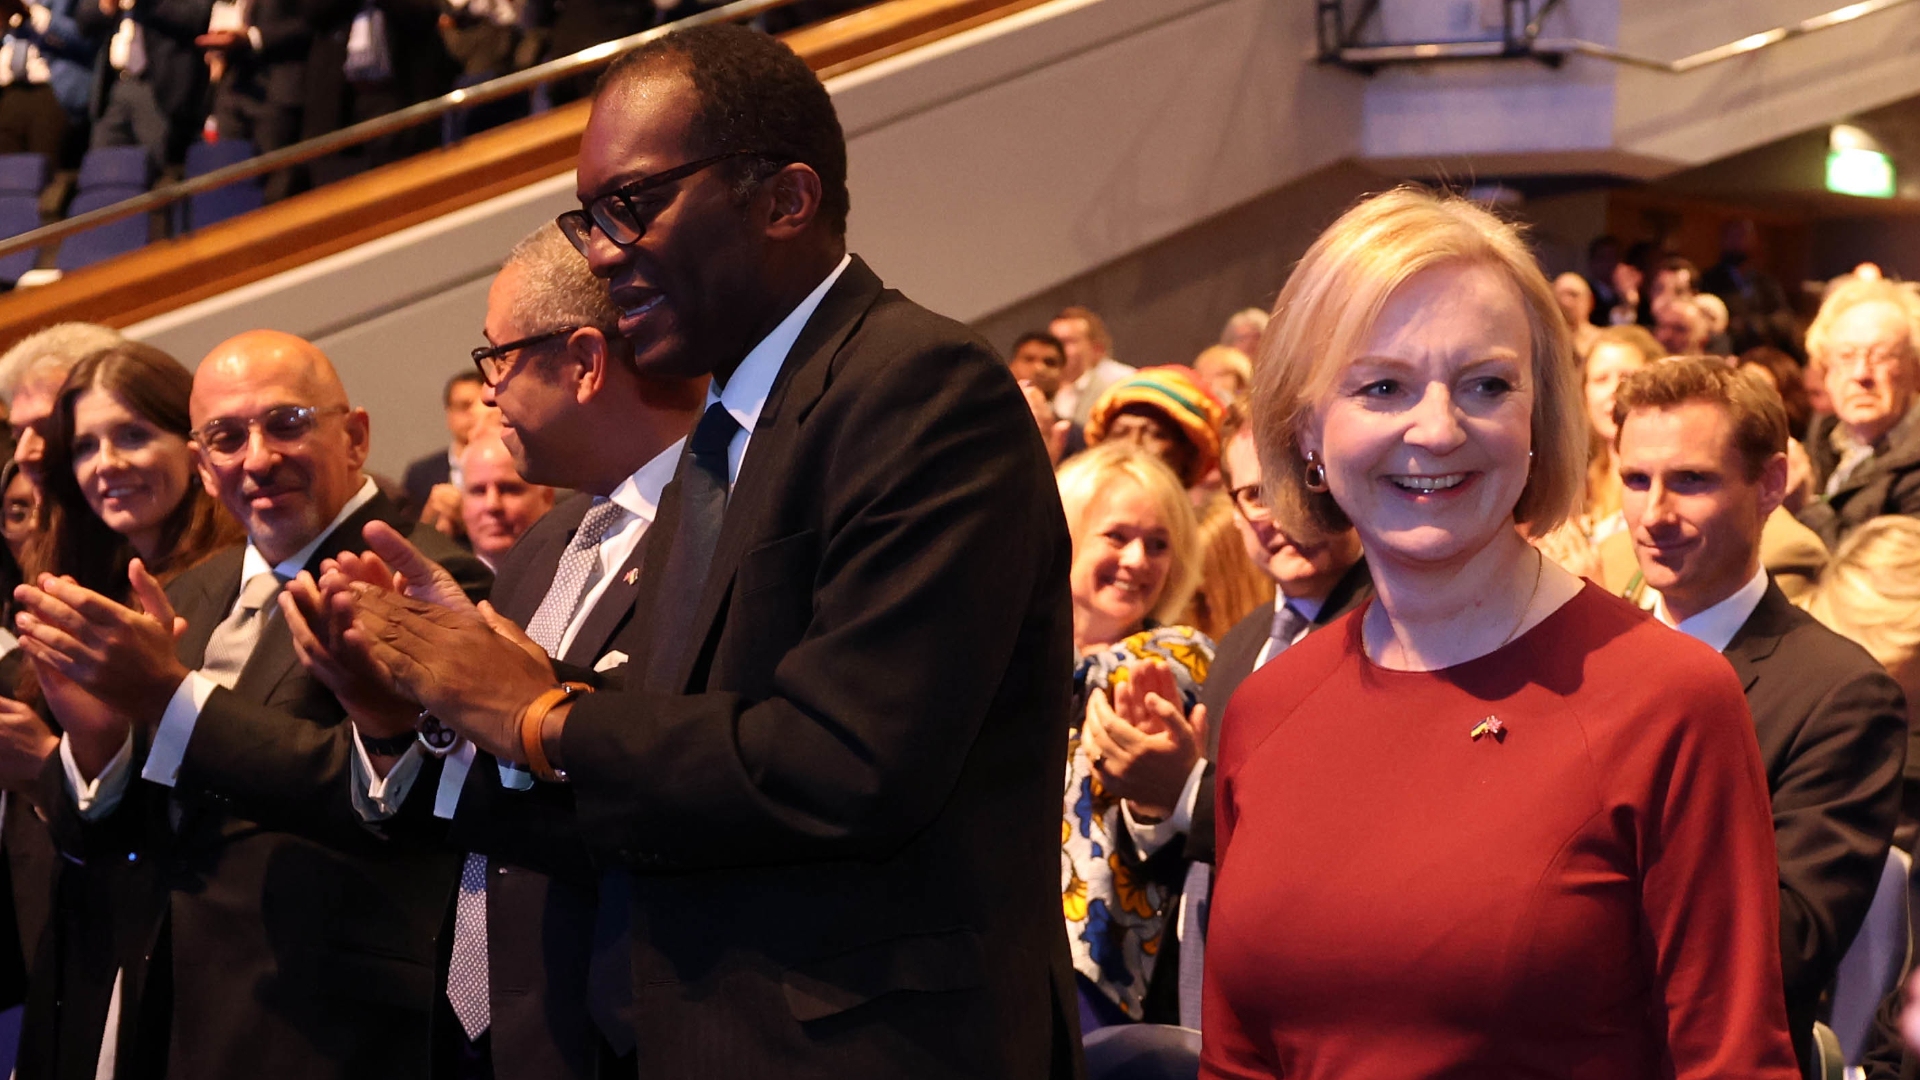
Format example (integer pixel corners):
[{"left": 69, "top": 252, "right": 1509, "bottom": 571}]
[
  {"left": 1799, "top": 275, "right": 1920, "bottom": 549},
  {"left": 0, "top": 321, "right": 121, "bottom": 481}
]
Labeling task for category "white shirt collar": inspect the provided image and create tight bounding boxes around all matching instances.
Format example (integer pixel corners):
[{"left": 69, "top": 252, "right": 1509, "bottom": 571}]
[
  {"left": 705, "top": 254, "right": 852, "bottom": 435},
  {"left": 603, "top": 436, "right": 684, "bottom": 526},
  {"left": 241, "top": 477, "right": 379, "bottom": 584},
  {"left": 1656, "top": 564, "right": 1769, "bottom": 653}
]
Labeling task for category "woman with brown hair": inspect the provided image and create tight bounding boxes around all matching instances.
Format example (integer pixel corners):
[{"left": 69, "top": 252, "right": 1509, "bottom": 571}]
[
  {"left": 37, "top": 342, "right": 243, "bottom": 596},
  {"left": 1203, "top": 188, "right": 1795, "bottom": 1078}
]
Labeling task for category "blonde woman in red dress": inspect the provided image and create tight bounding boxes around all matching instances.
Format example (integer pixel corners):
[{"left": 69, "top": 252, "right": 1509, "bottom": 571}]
[{"left": 1201, "top": 188, "right": 1799, "bottom": 1079}]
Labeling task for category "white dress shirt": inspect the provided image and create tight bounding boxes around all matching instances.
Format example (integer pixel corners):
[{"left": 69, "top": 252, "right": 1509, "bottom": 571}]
[
  {"left": 1654, "top": 564, "right": 1769, "bottom": 653},
  {"left": 64, "top": 479, "right": 382, "bottom": 819},
  {"left": 708, "top": 253, "right": 850, "bottom": 487},
  {"left": 425, "top": 438, "right": 684, "bottom": 817}
]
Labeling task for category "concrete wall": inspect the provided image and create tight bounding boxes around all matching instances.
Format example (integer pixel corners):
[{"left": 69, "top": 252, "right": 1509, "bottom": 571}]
[{"left": 119, "top": 0, "right": 1919, "bottom": 476}]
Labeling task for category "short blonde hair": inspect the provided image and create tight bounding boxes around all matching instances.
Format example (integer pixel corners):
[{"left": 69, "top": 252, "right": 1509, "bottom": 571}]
[
  {"left": 1804, "top": 516, "right": 1920, "bottom": 672},
  {"left": 1193, "top": 345, "right": 1252, "bottom": 396},
  {"left": 1805, "top": 276, "right": 1920, "bottom": 364},
  {"left": 1249, "top": 187, "right": 1584, "bottom": 541},
  {"left": 1056, "top": 443, "right": 1202, "bottom": 625}
]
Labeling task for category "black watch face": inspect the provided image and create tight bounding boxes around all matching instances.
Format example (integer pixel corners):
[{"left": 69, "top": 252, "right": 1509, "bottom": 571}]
[{"left": 418, "top": 716, "right": 459, "bottom": 751}]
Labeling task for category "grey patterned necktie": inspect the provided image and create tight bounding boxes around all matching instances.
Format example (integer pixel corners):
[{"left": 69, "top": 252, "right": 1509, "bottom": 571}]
[
  {"left": 1264, "top": 601, "right": 1310, "bottom": 665},
  {"left": 522, "top": 498, "right": 627, "bottom": 655},
  {"left": 446, "top": 497, "right": 626, "bottom": 1042},
  {"left": 199, "top": 571, "right": 282, "bottom": 689}
]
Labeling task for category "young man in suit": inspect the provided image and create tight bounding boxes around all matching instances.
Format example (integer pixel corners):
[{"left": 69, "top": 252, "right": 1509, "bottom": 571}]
[
  {"left": 1118, "top": 411, "right": 1369, "bottom": 1024},
  {"left": 12, "top": 330, "right": 488, "bottom": 1078},
  {"left": 332, "top": 23, "right": 1078, "bottom": 1079},
  {"left": 402, "top": 369, "right": 485, "bottom": 521},
  {"left": 1616, "top": 355, "right": 1909, "bottom": 1074}
]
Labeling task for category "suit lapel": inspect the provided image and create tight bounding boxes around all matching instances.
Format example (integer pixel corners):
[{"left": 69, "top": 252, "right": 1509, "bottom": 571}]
[
  {"left": 231, "top": 491, "right": 403, "bottom": 703},
  {"left": 495, "top": 494, "right": 590, "bottom": 626},
  {"left": 564, "top": 534, "right": 647, "bottom": 672},
  {"left": 669, "top": 257, "right": 884, "bottom": 692},
  {"left": 1721, "top": 580, "right": 1792, "bottom": 695}
]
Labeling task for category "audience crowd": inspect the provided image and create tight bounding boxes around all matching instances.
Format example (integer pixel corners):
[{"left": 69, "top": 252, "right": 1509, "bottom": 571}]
[
  {"left": 0, "top": 0, "right": 864, "bottom": 260},
  {"left": 0, "top": 17, "right": 1917, "bottom": 1080}
]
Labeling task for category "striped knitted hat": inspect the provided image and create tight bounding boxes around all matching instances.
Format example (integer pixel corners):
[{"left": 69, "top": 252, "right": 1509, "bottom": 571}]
[{"left": 1085, "top": 364, "right": 1226, "bottom": 485}]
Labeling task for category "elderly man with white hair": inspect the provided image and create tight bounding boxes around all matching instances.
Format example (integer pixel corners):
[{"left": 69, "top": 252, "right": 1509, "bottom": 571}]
[
  {"left": 1799, "top": 276, "right": 1920, "bottom": 549},
  {"left": 0, "top": 321, "right": 122, "bottom": 481}
]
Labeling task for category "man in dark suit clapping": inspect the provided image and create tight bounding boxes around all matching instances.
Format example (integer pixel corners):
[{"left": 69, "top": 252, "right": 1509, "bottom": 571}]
[
  {"left": 1617, "top": 355, "right": 1908, "bottom": 1075},
  {"left": 329, "top": 23, "right": 1080, "bottom": 1079}
]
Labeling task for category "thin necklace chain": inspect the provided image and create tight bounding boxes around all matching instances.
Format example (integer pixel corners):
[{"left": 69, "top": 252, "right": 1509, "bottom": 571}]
[{"left": 1373, "top": 547, "right": 1545, "bottom": 670}]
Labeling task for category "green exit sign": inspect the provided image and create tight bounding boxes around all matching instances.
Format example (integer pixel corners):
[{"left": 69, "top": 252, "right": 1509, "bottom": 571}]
[{"left": 1827, "top": 147, "right": 1896, "bottom": 199}]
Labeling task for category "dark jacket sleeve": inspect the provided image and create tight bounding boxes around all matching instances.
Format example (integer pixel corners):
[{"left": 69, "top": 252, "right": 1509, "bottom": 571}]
[
  {"left": 169, "top": 532, "right": 491, "bottom": 842},
  {"left": 1773, "top": 665, "right": 1907, "bottom": 1012},
  {"left": 563, "top": 337, "right": 1064, "bottom": 869}
]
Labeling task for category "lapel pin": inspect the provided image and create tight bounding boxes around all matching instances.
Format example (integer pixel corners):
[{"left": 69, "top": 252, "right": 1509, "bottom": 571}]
[
  {"left": 623, "top": 568, "right": 640, "bottom": 586},
  {"left": 1469, "top": 716, "right": 1506, "bottom": 742}
]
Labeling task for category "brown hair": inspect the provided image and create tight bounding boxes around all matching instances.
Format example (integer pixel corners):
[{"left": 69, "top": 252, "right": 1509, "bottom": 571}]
[
  {"left": 1250, "top": 186, "right": 1585, "bottom": 541},
  {"left": 1737, "top": 346, "right": 1813, "bottom": 437},
  {"left": 1612, "top": 355, "right": 1788, "bottom": 480},
  {"left": 1180, "top": 493, "right": 1276, "bottom": 639},
  {"left": 1053, "top": 305, "right": 1113, "bottom": 354},
  {"left": 38, "top": 342, "right": 243, "bottom": 599}
]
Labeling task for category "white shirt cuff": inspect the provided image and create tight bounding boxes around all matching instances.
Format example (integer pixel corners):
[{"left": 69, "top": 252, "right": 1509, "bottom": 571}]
[
  {"left": 347, "top": 726, "right": 425, "bottom": 822},
  {"left": 61, "top": 728, "right": 133, "bottom": 822},
  {"left": 497, "top": 761, "right": 533, "bottom": 791},
  {"left": 141, "top": 672, "right": 212, "bottom": 788},
  {"left": 1122, "top": 757, "right": 1208, "bottom": 857},
  {"left": 245, "top": 24, "right": 261, "bottom": 50},
  {"left": 434, "top": 740, "right": 474, "bottom": 819}
]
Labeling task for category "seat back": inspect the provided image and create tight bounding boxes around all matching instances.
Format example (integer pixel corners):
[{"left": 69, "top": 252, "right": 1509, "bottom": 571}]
[
  {"left": 0, "top": 153, "right": 47, "bottom": 197},
  {"left": 55, "top": 189, "right": 149, "bottom": 272},
  {"left": 179, "top": 139, "right": 263, "bottom": 232},
  {"left": 1831, "top": 847, "right": 1911, "bottom": 1064},
  {"left": 1083, "top": 1024, "right": 1201, "bottom": 1080},
  {"left": 1809, "top": 1021, "right": 1846, "bottom": 1080},
  {"left": 0, "top": 195, "right": 40, "bottom": 283},
  {"left": 76, "top": 147, "right": 150, "bottom": 191}
]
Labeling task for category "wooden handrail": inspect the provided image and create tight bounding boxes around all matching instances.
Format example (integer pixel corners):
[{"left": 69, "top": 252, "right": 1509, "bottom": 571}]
[{"left": 0, "top": 0, "right": 1032, "bottom": 345}]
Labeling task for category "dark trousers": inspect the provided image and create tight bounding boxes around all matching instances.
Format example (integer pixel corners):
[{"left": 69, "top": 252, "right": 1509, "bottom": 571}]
[
  {"left": 91, "top": 77, "right": 172, "bottom": 171},
  {"left": 0, "top": 84, "right": 67, "bottom": 161},
  {"left": 211, "top": 84, "right": 299, "bottom": 200}
]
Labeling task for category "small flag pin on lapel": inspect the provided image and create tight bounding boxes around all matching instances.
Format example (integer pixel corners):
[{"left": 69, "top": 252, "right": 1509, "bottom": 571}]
[
  {"left": 1469, "top": 716, "right": 1506, "bottom": 742},
  {"left": 623, "top": 568, "right": 640, "bottom": 585}
]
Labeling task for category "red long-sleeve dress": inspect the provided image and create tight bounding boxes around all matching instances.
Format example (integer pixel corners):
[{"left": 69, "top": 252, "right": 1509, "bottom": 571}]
[{"left": 1202, "top": 583, "right": 1799, "bottom": 1080}]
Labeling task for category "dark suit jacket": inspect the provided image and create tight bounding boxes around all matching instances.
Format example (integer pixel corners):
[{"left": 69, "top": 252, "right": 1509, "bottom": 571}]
[
  {"left": 33, "top": 492, "right": 486, "bottom": 1080},
  {"left": 400, "top": 449, "right": 452, "bottom": 520},
  {"left": 1723, "top": 579, "right": 1907, "bottom": 1072},
  {"left": 1136, "top": 559, "right": 1371, "bottom": 1024},
  {"left": 218, "top": 0, "right": 311, "bottom": 106},
  {"left": 1799, "top": 412, "right": 1920, "bottom": 551},
  {"left": 436, "top": 490, "right": 644, "bottom": 1080},
  {"left": 555, "top": 257, "right": 1080, "bottom": 1079},
  {"left": 76, "top": 0, "right": 213, "bottom": 159}
]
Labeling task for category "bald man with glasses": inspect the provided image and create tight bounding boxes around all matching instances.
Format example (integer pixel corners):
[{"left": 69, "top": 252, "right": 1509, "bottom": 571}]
[{"left": 12, "top": 329, "right": 489, "bottom": 1080}]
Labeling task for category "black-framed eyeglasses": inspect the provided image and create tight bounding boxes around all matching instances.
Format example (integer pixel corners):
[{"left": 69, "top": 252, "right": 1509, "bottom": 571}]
[
  {"left": 555, "top": 150, "right": 769, "bottom": 254},
  {"left": 193, "top": 404, "right": 350, "bottom": 462},
  {"left": 1229, "top": 482, "right": 1270, "bottom": 520},
  {"left": 471, "top": 325, "right": 581, "bottom": 386}
]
